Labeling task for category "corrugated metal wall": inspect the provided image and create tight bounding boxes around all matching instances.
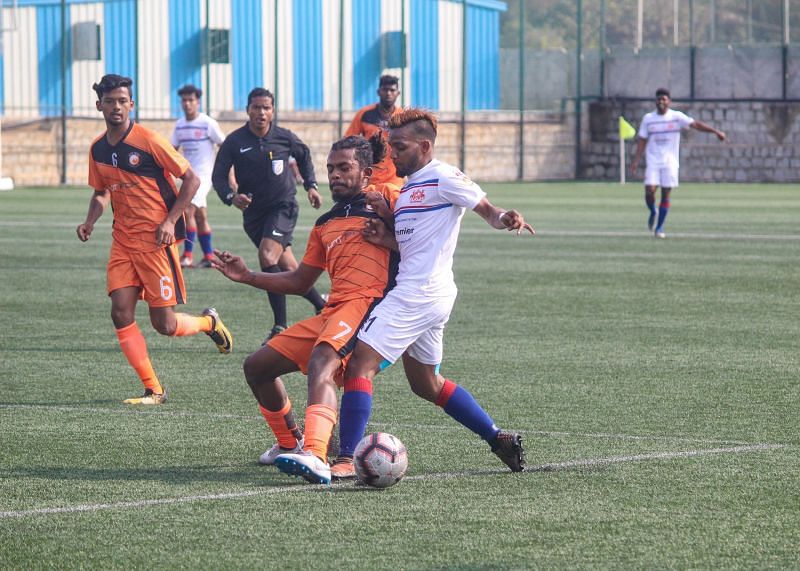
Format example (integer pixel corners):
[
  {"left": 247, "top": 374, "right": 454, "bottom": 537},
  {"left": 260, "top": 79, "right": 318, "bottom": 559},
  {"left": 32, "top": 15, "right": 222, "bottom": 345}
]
[{"left": 0, "top": 0, "right": 505, "bottom": 118}]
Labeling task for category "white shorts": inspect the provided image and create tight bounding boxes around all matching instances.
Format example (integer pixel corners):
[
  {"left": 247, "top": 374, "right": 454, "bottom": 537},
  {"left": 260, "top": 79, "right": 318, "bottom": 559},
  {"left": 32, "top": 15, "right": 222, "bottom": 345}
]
[
  {"left": 357, "top": 289, "right": 456, "bottom": 366},
  {"left": 190, "top": 177, "right": 213, "bottom": 209},
  {"left": 644, "top": 165, "right": 679, "bottom": 188}
]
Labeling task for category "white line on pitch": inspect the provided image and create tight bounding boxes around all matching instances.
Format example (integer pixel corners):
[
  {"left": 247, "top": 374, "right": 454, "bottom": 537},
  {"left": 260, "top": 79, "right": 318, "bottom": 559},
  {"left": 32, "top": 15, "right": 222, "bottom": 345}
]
[
  {"left": 0, "top": 403, "right": 752, "bottom": 446},
  {"left": 0, "top": 443, "right": 783, "bottom": 519}
]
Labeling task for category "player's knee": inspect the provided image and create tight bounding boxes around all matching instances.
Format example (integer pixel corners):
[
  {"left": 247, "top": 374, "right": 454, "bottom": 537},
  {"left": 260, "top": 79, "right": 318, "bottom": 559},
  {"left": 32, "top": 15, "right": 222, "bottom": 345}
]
[
  {"left": 151, "top": 318, "right": 176, "bottom": 336},
  {"left": 243, "top": 352, "right": 275, "bottom": 387},
  {"left": 408, "top": 376, "right": 442, "bottom": 403}
]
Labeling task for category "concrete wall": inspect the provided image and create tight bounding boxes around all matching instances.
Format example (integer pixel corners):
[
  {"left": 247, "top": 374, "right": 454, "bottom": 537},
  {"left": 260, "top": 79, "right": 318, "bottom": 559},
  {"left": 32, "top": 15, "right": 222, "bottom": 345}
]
[
  {"left": 582, "top": 100, "right": 800, "bottom": 183},
  {"left": 0, "top": 110, "right": 577, "bottom": 186}
]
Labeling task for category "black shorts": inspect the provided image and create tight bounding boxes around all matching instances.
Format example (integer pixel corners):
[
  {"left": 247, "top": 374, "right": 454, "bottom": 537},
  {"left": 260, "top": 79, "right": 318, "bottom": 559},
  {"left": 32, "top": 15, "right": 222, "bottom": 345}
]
[{"left": 243, "top": 202, "right": 299, "bottom": 248}]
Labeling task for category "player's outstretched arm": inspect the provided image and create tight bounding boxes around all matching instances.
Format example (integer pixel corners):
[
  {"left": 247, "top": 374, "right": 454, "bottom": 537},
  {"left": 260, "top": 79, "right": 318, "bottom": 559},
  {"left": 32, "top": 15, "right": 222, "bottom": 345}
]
[
  {"left": 690, "top": 120, "right": 726, "bottom": 141},
  {"left": 211, "top": 249, "right": 323, "bottom": 294},
  {"left": 472, "top": 198, "right": 535, "bottom": 236},
  {"left": 76, "top": 189, "right": 110, "bottom": 242}
]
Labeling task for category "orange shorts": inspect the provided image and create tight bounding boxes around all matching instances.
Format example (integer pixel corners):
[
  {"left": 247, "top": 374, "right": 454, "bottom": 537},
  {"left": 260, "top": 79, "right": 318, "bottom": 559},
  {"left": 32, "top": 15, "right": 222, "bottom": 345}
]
[
  {"left": 267, "top": 296, "right": 378, "bottom": 386},
  {"left": 106, "top": 240, "right": 187, "bottom": 307}
]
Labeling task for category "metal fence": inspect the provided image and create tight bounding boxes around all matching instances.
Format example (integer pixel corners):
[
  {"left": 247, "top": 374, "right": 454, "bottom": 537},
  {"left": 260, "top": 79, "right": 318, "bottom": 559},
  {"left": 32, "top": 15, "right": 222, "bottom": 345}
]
[{"left": 1, "top": 0, "right": 799, "bottom": 185}]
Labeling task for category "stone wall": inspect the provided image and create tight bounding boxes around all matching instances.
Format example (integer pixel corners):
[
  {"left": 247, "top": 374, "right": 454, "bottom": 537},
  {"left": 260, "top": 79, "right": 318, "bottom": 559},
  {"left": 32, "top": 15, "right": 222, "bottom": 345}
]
[
  {"left": 582, "top": 100, "right": 800, "bottom": 183},
  {"left": 0, "top": 110, "right": 577, "bottom": 186}
]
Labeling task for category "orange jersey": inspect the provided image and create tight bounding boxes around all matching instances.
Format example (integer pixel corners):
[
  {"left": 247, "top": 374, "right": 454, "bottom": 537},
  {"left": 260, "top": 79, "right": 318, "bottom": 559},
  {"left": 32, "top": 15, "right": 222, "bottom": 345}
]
[
  {"left": 88, "top": 122, "right": 190, "bottom": 252},
  {"left": 367, "top": 182, "right": 401, "bottom": 209},
  {"left": 302, "top": 190, "right": 398, "bottom": 305},
  {"left": 344, "top": 104, "right": 404, "bottom": 186}
]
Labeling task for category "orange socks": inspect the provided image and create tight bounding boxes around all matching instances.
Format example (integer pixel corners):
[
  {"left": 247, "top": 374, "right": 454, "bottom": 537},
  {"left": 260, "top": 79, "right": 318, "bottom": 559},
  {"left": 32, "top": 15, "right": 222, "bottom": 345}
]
[
  {"left": 303, "top": 404, "right": 337, "bottom": 462},
  {"left": 259, "top": 401, "right": 304, "bottom": 449},
  {"left": 115, "top": 322, "right": 162, "bottom": 394},
  {"left": 172, "top": 313, "right": 212, "bottom": 337}
]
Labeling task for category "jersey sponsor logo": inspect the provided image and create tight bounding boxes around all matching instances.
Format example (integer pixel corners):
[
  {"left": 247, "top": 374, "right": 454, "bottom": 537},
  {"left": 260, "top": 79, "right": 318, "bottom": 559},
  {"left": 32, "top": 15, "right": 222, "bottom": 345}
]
[
  {"left": 410, "top": 189, "right": 425, "bottom": 203},
  {"left": 396, "top": 227, "right": 414, "bottom": 236},
  {"left": 128, "top": 152, "right": 141, "bottom": 167},
  {"left": 272, "top": 159, "right": 284, "bottom": 175},
  {"left": 239, "top": 146, "right": 253, "bottom": 153}
]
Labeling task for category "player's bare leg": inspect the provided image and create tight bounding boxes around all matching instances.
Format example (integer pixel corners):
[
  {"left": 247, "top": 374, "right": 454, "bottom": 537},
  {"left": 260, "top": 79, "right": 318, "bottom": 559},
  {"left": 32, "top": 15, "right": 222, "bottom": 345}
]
[
  {"left": 403, "top": 353, "right": 525, "bottom": 472},
  {"left": 243, "top": 345, "right": 304, "bottom": 464}
]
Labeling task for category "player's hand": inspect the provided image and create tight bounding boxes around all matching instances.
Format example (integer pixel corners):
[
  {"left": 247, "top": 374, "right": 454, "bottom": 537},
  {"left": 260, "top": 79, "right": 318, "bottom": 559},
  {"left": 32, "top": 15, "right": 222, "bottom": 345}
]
[
  {"left": 629, "top": 163, "right": 638, "bottom": 176},
  {"left": 363, "top": 217, "right": 398, "bottom": 251},
  {"left": 76, "top": 222, "right": 93, "bottom": 242},
  {"left": 307, "top": 188, "right": 323, "bottom": 209},
  {"left": 365, "top": 191, "right": 393, "bottom": 225},
  {"left": 716, "top": 130, "right": 726, "bottom": 141},
  {"left": 155, "top": 220, "right": 176, "bottom": 246},
  {"left": 210, "top": 249, "right": 250, "bottom": 282},
  {"left": 232, "top": 193, "right": 252, "bottom": 211},
  {"left": 500, "top": 210, "right": 535, "bottom": 236}
]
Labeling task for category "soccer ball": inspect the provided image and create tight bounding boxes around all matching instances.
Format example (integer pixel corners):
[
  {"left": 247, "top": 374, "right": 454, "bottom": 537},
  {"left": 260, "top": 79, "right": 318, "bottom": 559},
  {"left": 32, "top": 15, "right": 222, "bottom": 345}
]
[{"left": 354, "top": 432, "right": 408, "bottom": 488}]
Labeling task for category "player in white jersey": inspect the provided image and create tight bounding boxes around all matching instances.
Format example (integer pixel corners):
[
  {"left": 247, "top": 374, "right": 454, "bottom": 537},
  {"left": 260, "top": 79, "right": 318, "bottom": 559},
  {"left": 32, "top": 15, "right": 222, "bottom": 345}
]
[
  {"left": 171, "top": 84, "right": 226, "bottom": 267},
  {"left": 630, "top": 87, "right": 726, "bottom": 238},
  {"left": 277, "top": 108, "right": 534, "bottom": 483}
]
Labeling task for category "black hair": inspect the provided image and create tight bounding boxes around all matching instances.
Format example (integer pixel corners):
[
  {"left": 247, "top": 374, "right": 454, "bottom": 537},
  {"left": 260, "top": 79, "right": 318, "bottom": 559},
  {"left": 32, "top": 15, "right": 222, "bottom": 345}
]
[
  {"left": 247, "top": 87, "right": 274, "bottom": 107},
  {"left": 379, "top": 75, "right": 399, "bottom": 88},
  {"left": 92, "top": 74, "right": 133, "bottom": 100},
  {"left": 655, "top": 87, "right": 671, "bottom": 99},
  {"left": 178, "top": 84, "right": 203, "bottom": 98},
  {"left": 330, "top": 134, "right": 387, "bottom": 169}
]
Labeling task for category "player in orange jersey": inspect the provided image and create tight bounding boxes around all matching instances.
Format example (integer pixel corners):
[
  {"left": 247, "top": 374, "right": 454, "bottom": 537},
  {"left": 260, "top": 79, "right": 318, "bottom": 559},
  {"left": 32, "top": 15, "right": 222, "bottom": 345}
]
[
  {"left": 76, "top": 74, "right": 233, "bottom": 405},
  {"left": 344, "top": 75, "right": 404, "bottom": 187},
  {"left": 211, "top": 135, "right": 398, "bottom": 484}
]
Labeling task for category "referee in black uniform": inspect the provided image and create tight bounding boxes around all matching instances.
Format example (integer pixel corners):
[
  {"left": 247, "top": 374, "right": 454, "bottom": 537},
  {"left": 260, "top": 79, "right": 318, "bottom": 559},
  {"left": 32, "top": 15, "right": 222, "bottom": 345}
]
[{"left": 212, "top": 87, "right": 326, "bottom": 340}]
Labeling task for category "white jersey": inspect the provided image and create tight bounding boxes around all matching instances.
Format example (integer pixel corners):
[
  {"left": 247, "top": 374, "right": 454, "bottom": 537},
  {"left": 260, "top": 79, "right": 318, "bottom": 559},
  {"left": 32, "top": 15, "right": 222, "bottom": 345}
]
[
  {"left": 170, "top": 113, "right": 225, "bottom": 179},
  {"left": 637, "top": 108, "right": 694, "bottom": 169},
  {"left": 392, "top": 159, "right": 486, "bottom": 298}
]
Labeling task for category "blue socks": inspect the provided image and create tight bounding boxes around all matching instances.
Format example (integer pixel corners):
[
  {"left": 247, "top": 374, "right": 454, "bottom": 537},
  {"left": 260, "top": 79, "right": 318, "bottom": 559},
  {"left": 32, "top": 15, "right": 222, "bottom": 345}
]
[
  {"left": 198, "top": 232, "right": 213, "bottom": 258},
  {"left": 339, "top": 377, "right": 373, "bottom": 457},
  {"left": 436, "top": 380, "right": 499, "bottom": 441}
]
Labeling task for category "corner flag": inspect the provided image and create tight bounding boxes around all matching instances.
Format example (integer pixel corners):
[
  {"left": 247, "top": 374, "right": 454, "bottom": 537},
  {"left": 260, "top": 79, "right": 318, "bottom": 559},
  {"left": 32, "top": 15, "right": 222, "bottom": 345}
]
[
  {"left": 619, "top": 116, "right": 637, "bottom": 140},
  {"left": 618, "top": 116, "right": 636, "bottom": 184}
]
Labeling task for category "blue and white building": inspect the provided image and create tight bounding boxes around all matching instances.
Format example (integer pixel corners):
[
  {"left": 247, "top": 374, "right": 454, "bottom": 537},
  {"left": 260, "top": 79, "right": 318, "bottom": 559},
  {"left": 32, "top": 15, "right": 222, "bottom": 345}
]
[{"left": 0, "top": 0, "right": 507, "bottom": 118}]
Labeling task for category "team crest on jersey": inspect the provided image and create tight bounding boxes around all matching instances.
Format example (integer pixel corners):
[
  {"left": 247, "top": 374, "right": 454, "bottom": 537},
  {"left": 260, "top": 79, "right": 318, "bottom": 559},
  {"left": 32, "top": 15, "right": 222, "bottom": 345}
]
[
  {"left": 128, "top": 152, "right": 141, "bottom": 167},
  {"left": 272, "top": 159, "right": 284, "bottom": 175},
  {"left": 410, "top": 189, "right": 425, "bottom": 203}
]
